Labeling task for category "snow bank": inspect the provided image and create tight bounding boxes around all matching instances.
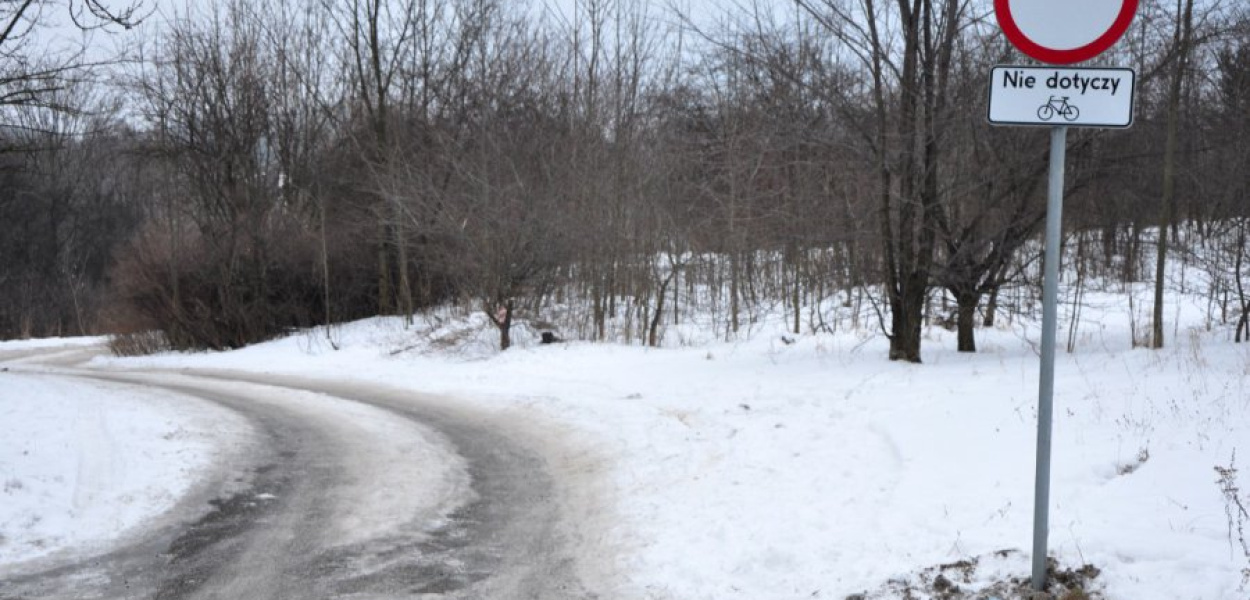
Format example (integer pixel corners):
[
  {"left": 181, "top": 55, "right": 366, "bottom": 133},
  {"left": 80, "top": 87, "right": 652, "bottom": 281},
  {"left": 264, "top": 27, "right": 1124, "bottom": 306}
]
[{"left": 0, "top": 371, "right": 253, "bottom": 569}]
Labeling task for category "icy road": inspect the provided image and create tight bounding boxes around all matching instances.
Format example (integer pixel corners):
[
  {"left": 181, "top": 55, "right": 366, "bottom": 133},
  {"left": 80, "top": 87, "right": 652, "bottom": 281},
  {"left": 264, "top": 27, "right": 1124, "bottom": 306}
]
[{"left": 0, "top": 346, "right": 601, "bottom": 600}]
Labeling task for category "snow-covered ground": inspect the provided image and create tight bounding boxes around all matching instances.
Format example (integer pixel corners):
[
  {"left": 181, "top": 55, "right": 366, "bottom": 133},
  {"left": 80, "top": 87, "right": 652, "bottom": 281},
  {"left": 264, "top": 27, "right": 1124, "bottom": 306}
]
[
  {"left": 0, "top": 364, "right": 254, "bottom": 569},
  {"left": 3, "top": 279, "right": 1249, "bottom": 598}
]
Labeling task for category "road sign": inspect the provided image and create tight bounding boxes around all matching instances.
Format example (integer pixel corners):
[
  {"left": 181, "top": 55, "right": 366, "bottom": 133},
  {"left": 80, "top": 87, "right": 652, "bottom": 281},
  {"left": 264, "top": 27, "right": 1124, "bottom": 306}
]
[
  {"left": 995, "top": 0, "right": 1139, "bottom": 64},
  {"left": 988, "top": 66, "right": 1135, "bottom": 128},
  {"left": 991, "top": 4, "right": 1141, "bottom": 595}
]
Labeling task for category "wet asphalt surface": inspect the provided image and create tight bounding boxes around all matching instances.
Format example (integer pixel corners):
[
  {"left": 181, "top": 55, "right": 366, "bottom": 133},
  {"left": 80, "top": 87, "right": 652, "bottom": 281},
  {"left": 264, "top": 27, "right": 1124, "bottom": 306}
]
[{"left": 0, "top": 357, "right": 597, "bottom": 600}]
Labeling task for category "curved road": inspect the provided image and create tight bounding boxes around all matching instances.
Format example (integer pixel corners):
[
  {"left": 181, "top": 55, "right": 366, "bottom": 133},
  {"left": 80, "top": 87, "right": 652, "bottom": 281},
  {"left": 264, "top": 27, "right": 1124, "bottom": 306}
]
[{"left": 0, "top": 347, "right": 606, "bottom": 600}]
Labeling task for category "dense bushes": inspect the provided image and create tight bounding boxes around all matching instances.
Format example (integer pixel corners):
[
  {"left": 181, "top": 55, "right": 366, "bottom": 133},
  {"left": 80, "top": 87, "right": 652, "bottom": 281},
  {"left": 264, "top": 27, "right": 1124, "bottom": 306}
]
[
  {"left": 109, "top": 218, "right": 313, "bottom": 350},
  {"left": 105, "top": 202, "right": 459, "bottom": 351}
]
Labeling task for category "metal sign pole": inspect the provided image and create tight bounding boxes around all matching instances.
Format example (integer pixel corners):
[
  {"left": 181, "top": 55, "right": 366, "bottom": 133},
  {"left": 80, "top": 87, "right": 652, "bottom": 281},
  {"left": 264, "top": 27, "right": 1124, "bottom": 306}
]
[{"left": 1032, "top": 125, "right": 1067, "bottom": 591}]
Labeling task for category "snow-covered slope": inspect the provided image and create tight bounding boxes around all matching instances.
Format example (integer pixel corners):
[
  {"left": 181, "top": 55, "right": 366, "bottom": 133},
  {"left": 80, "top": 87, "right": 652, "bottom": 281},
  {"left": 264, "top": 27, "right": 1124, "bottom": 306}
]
[
  {"left": 4, "top": 267, "right": 1249, "bottom": 598},
  {"left": 81, "top": 293, "right": 1250, "bottom": 599}
]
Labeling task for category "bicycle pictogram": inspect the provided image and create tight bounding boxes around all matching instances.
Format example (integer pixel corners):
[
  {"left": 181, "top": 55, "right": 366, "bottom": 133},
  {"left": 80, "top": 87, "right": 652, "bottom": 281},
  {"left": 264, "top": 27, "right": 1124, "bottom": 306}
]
[{"left": 1037, "top": 95, "right": 1079, "bottom": 122}]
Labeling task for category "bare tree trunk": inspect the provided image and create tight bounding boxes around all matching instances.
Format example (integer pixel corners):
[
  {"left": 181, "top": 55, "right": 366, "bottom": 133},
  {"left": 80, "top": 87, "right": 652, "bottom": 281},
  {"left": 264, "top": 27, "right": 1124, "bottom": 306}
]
[
  {"left": 1126, "top": 220, "right": 1142, "bottom": 283},
  {"left": 956, "top": 293, "right": 977, "bottom": 352},
  {"left": 792, "top": 252, "right": 802, "bottom": 335},
  {"left": 593, "top": 278, "right": 606, "bottom": 340},
  {"left": 487, "top": 299, "right": 514, "bottom": 351},
  {"left": 377, "top": 219, "right": 393, "bottom": 314},
  {"left": 1151, "top": 0, "right": 1194, "bottom": 349},
  {"left": 730, "top": 251, "right": 741, "bottom": 336},
  {"left": 394, "top": 201, "right": 413, "bottom": 323},
  {"left": 168, "top": 192, "right": 182, "bottom": 332},
  {"left": 983, "top": 286, "right": 999, "bottom": 328},
  {"left": 320, "top": 196, "right": 337, "bottom": 347},
  {"left": 672, "top": 266, "right": 680, "bottom": 327},
  {"left": 1236, "top": 222, "right": 1249, "bottom": 342}
]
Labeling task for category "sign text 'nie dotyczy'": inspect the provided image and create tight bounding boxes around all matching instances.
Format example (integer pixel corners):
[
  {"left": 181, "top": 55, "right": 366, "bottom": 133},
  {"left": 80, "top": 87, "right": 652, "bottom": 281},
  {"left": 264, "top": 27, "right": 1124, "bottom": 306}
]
[{"left": 987, "top": 65, "right": 1135, "bottom": 128}]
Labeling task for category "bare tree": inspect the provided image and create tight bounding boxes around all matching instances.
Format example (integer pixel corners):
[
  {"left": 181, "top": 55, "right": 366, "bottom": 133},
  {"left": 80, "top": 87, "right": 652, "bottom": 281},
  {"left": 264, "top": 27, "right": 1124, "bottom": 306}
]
[
  {"left": 1151, "top": 0, "right": 1196, "bottom": 349},
  {"left": 123, "top": 0, "right": 320, "bottom": 349},
  {"left": 322, "top": 0, "right": 485, "bottom": 320},
  {"left": 794, "top": 0, "right": 965, "bottom": 362},
  {"left": 1, "top": 0, "right": 143, "bottom": 117}
]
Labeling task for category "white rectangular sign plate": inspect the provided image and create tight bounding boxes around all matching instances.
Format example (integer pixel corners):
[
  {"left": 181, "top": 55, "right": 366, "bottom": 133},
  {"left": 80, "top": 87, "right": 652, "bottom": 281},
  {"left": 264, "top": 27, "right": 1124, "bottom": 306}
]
[{"left": 988, "top": 65, "right": 1135, "bottom": 128}]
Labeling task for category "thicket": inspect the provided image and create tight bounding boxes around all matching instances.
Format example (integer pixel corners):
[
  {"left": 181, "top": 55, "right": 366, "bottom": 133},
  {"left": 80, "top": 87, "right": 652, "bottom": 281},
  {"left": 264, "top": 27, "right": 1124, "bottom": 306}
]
[{"left": 0, "top": 0, "right": 1247, "bottom": 360}]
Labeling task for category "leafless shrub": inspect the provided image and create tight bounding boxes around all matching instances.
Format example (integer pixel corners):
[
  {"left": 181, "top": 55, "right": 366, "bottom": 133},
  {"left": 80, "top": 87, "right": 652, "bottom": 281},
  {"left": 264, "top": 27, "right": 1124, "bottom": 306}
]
[
  {"left": 107, "top": 331, "right": 170, "bottom": 357},
  {"left": 108, "top": 214, "right": 329, "bottom": 350},
  {"left": 1117, "top": 448, "right": 1151, "bottom": 476},
  {"left": 1215, "top": 451, "right": 1250, "bottom": 589}
]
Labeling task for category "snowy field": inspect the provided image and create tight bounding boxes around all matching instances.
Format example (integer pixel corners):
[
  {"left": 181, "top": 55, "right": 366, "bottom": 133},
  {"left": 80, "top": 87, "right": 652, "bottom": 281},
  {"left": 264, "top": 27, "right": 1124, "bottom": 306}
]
[
  {"left": 0, "top": 361, "right": 254, "bottom": 570},
  {"left": 3, "top": 280, "right": 1250, "bottom": 599}
]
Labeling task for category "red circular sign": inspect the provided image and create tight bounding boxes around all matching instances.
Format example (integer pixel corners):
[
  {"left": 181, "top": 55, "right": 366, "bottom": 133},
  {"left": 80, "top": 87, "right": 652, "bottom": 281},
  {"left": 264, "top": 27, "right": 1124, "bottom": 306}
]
[{"left": 995, "top": 0, "right": 1138, "bottom": 65}]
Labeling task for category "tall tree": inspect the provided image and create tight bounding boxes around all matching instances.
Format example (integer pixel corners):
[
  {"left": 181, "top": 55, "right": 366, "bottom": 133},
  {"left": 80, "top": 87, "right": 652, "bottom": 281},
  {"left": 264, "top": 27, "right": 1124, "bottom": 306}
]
[
  {"left": 1151, "top": 0, "right": 1196, "bottom": 349},
  {"left": 797, "top": 0, "right": 965, "bottom": 362},
  {"left": 324, "top": 0, "right": 424, "bottom": 318}
]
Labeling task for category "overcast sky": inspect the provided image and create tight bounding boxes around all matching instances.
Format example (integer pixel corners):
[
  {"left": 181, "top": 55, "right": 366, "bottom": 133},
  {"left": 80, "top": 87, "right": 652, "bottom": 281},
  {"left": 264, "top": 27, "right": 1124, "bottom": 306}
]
[{"left": 28, "top": 0, "right": 727, "bottom": 65}]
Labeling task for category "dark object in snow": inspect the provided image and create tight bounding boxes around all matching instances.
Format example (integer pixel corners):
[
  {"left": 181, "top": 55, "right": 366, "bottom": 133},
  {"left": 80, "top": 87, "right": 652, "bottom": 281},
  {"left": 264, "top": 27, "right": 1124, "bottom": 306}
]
[
  {"left": 853, "top": 551, "right": 1104, "bottom": 600},
  {"left": 781, "top": 336, "right": 795, "bottom": 345},
  {"left": 932, "top": 573, "right": 957, "bottom": 593},
  {"left": 540, "top": 332, "right": 562, "bottom": 344}
]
